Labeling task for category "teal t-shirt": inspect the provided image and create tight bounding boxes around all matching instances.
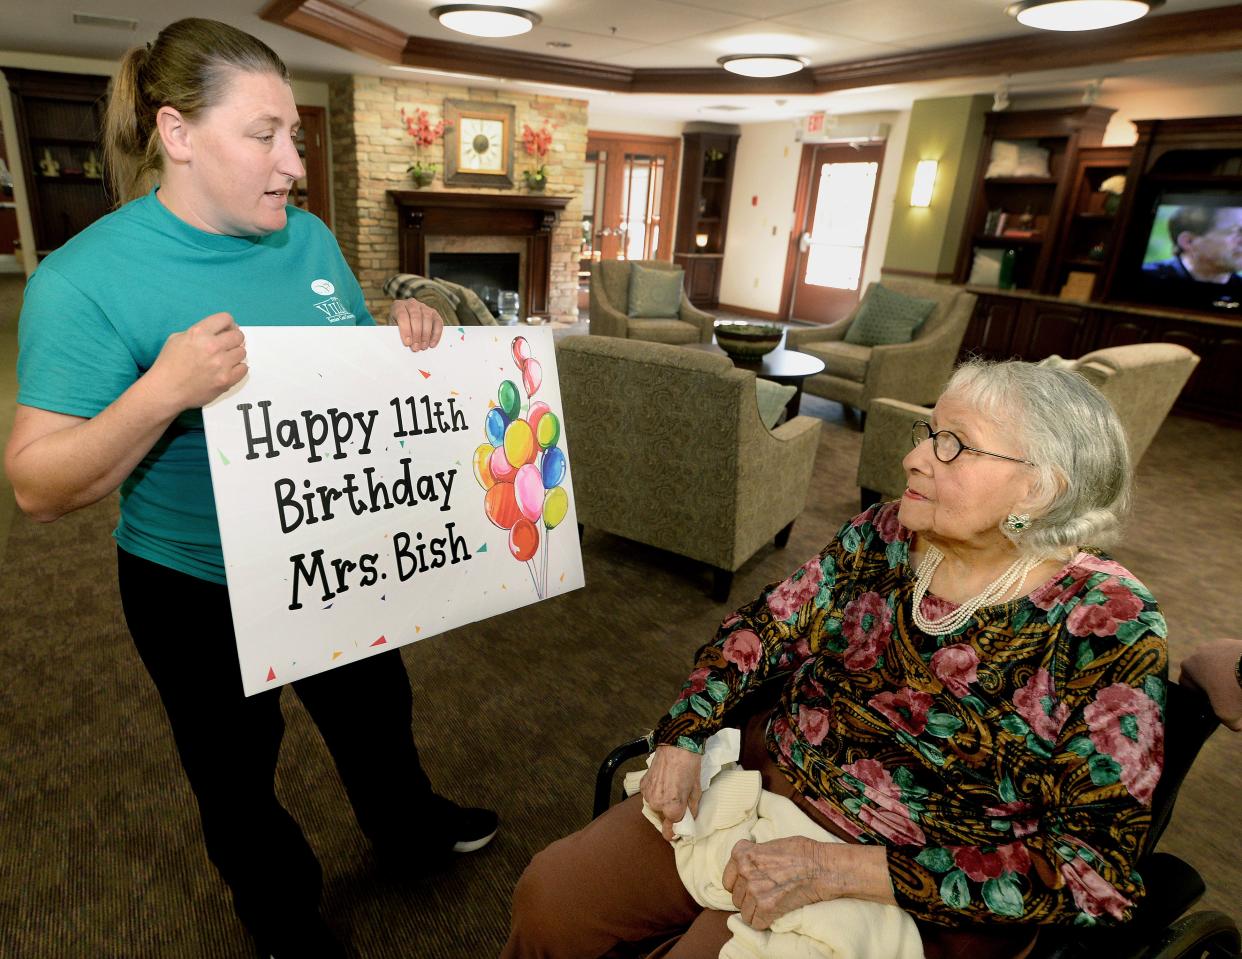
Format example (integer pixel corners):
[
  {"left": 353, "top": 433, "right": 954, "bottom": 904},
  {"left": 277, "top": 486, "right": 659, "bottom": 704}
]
[{"left": 17, "top": 189, "right": 375, "bottom": 584}]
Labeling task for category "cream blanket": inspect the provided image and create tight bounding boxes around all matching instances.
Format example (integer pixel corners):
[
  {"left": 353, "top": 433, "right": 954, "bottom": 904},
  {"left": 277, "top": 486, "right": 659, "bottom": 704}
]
[{"left": 634, "top": 765, "right": 924, "bottom": 959}]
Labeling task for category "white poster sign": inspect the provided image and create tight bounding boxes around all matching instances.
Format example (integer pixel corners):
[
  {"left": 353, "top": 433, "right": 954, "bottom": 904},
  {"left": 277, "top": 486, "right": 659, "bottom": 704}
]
[{"left": 203, "top": 326, "right": 583, "bottom": 696}]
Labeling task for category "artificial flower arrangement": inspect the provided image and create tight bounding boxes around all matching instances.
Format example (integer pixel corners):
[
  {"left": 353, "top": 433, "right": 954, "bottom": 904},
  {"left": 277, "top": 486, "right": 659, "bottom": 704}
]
[
  {"left": 401, "top": 107, "right": 451, "bottom": 187},
  {"left": 521, "top": 120, "right": 554, "bottom": 191}
]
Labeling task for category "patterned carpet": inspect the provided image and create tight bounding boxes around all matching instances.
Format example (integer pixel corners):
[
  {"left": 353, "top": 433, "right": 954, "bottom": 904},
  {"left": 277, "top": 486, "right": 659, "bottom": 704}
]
[{"left": 1, "top": 318, "right": 1240, "bottom": 955}]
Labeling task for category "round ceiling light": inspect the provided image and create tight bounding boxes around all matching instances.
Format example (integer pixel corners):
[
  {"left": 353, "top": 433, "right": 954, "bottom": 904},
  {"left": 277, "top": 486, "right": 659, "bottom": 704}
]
[
  {"left": 717, "top": 54, "right": 808, "bottom": 78},
  {"left": 431, "top": 4, "right": 541, "bottom": 38},
  {"left": 1006, "top": 0, "right": 1163, "bottom": 31}
]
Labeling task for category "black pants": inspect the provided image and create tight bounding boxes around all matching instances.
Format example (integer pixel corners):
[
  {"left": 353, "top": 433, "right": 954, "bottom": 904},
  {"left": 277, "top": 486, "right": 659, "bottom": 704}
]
[{"left": 117, "top": 547, "right": 442, "bottom": 946}]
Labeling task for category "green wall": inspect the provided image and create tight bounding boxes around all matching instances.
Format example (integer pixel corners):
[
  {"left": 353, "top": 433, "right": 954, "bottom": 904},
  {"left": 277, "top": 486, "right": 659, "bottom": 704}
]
[{"left": 883, "top": 94, "right": 989, "bottom": 278}]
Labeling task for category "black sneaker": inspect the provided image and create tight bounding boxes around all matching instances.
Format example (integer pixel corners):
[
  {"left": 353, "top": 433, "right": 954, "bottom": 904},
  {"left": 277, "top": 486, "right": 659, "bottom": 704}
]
[{"left": 449, "top": 803, "right": 499, "bottom": 853}]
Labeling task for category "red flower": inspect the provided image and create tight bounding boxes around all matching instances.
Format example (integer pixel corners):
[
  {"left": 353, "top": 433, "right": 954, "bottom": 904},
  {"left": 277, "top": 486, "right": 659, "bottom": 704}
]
[
  {"left": 767, "top": 556, "right": 825, "bottom": 620},
  {"left": 521, "top": 121, "right": 554, "bottom": 158},
  {"left": 797, "top": 705, "right": 832, "bottom": 745},
  {"left": 677, "top": 667, "right": 711, "bottom": 702},
  {"left": 1030, "top": 566, "right": 1094, "bottom": 611},
  {"left": 841, "top": 592, "right": 892, "bottom": 670},
  {"left": 1066, "top": 579, "right": 1145, "bottom": 637},
  {"left": 868, "top": 687, "right": 933, "bottom": 736},
  {"left": 930, "top": 644, "right": 980, "bottom": 698},
  {"left": 841, "top": 759, "right": 926, "bottom": 845},
  {"left": 873, "top": 501, "right": 904, "bottom": 544},
  {"left": 401, "top": 108, "right": 449, "bottom": 148},
  {"left": 1013, "top": 668, "right": 1069, "bottom": 742},
  {"left": 951, "top": 846, "right": 1005, "bottom": 882},
  {"left": 1060, "top": 856, "right": 1133, "bottom": 921},
  {"left": 1084, "top": 682, "right": 1163, "bottom": 805},
  {"left": 996, "top": 841, "right": 1032, "bottom": 876},
  {"left": 722, "top": 629, "right": 762, "bottom": 673}
]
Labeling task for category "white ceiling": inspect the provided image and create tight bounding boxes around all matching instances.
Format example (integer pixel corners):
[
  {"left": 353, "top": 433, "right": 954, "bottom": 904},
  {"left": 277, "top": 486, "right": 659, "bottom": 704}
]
[{"left": 3, "top": 0, "right": 1241, "bottom": 121}]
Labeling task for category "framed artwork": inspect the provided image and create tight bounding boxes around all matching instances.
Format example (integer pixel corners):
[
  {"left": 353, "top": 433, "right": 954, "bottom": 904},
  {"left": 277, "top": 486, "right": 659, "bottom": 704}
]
[{"left": 443, "top": 99, "right": 515, "bottom": 188}]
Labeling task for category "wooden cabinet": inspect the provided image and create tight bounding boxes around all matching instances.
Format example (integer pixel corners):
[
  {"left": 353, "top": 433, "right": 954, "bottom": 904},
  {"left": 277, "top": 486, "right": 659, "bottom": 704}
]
[
  {"left": 1046, "top": 146, "right": 1131, "bottom": 299},
  {"left": 675, "top": 125, "right": 739, "bottom": 308},
  {"left": 954, "top": 107, "right": 1112, "bottom": 295},
  {"left": 5, "top": 69, "right": 110, "bottom": 256},
  {"left": 962, "top": 289, "right": 1242, "bottom": 420}
]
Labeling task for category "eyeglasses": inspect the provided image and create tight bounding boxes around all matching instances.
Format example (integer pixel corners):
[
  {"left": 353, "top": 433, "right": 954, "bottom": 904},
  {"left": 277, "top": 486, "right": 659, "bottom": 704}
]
[{"left": 911, "top": 420, "right": 1036, "bottom": 466}]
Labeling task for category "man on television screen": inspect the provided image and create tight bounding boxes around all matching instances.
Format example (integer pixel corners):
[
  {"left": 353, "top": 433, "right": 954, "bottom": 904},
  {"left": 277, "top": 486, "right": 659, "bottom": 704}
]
[{"left": 1142, "top": 205, "right": 1242, "bottom": 287}]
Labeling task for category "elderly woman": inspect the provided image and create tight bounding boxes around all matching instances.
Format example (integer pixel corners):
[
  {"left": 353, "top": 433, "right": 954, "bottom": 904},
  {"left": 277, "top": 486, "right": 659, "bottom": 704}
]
[{"left": 503, "top": 360, "right": 1167, "bottom": 959}]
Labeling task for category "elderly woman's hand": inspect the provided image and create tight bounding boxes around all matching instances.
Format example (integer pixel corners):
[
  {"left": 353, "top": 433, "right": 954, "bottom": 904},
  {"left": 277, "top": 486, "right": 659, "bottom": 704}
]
[
  {"left": 640, "top": 744, "right": 702, "bottom": 842},
  {"left": 723, "top": 837, "right": 897, "bottom": 930},
  {"left": 1180, "top": 638, "right": 1242, "bottom": 731},
  {"left": 389, "top": 298, "right": 444, "bottom": 352}
]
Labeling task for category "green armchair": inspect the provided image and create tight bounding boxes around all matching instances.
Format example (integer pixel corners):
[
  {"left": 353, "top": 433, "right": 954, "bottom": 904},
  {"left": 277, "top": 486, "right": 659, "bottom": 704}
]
[
  {"left": 783, "top": 278, "right": 976, "bottom": 419},
  {"left": 589, "top": 259, "right": 714, "bottom": 345},
  {"left": 856, "top": 342, "right": 1201, "bottom": 506},
  {"left": 557, "top": 335, "right": 822, "bottom": 601}
]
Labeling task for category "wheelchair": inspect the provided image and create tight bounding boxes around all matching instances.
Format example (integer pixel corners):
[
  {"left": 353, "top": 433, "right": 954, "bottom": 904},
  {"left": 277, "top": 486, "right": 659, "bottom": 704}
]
[{"left": 593, "top": 680, "right": 1241, "bottom": 959}]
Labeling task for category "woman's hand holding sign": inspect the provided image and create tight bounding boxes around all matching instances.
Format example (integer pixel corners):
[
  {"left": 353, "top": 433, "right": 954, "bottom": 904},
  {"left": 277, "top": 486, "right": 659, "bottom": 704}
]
[{"left": 390, "top": 298, "right": 444, "bottom": 352}]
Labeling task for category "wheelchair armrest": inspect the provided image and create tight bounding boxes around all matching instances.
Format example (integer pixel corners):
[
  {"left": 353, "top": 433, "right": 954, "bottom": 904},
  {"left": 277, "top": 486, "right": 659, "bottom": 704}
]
[{"left": 593, "top": 737, "right": 650, "bottom": 820}]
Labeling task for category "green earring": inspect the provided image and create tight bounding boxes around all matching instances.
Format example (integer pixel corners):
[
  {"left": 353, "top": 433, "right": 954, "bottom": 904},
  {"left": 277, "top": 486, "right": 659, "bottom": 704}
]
[{"left": 1004, "top": 513, "right": 1031, "bottom": 534}]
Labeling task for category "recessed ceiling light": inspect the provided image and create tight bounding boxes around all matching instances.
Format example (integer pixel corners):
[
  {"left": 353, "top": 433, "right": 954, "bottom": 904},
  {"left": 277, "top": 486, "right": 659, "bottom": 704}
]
[
  {"left": 72, "top": 12, "right": 137, "bottom": 30},
  {"left": 717, "top": 54, "right": 807, "bottom": 78},
  {"left": 431, "top": 4, "right": 541, "bottom": 39},
  {"left": 1006, "top": 0, "right": 1163, "bottom": 31}
]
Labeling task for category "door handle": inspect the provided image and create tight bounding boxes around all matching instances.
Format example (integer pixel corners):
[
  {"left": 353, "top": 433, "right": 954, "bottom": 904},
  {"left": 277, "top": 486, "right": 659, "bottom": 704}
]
[{"left": 798, "top": 231, "right": 812, "bottom": 253}]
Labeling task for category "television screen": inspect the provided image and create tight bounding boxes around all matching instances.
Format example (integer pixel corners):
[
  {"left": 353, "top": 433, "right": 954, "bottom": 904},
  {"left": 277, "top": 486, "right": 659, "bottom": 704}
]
[{"left": 1137, "top": 196, "right": 1242, "bottom": 310}]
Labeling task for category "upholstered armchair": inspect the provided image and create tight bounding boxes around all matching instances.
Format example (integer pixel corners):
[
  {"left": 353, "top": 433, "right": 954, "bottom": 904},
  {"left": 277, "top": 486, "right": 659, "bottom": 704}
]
[
  {"left": 856, "top": 342, "right": 1201, "bottom": 506},
  {"left": 589, "top": 259, "right": 715, "bottom": 345},
  {"left": 557, "top": 335, "right": 822, "bottom": 601},
  {"left": 382, "top": 273, "right": 498, "bottom": 326},
  {"left": 783, "top": 278, "right": 976, "bottom": 420}
]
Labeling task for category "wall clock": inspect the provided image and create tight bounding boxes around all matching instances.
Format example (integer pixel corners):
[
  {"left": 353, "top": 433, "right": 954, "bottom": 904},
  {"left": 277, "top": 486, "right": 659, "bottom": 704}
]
[{"left": 443, "top": 99, "right": 515, "bottom": 188}]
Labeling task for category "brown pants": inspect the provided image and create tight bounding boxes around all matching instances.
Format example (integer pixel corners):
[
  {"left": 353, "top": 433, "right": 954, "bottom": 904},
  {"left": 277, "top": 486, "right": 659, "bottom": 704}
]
[{"left": 502, "top": 714, "right": 1037, "bottom": 959}]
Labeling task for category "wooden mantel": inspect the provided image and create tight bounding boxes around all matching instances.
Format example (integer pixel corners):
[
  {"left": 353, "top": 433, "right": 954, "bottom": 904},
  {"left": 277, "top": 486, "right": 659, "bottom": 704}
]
[{"left": 389, "top": 191, "right": 570, "bottom": 320}]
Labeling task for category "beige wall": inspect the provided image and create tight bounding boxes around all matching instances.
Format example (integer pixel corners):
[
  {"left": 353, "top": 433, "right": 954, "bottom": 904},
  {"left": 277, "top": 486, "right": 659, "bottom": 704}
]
[
  {"left": 329, "top": 75, "right": 587, "bottom": 323},
  {"left": 882, "top": 94, "right": 989, "bottom": 280}
]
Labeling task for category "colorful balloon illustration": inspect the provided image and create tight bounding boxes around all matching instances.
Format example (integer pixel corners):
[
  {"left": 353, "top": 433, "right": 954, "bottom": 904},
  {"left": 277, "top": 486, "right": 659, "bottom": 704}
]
[
  {"left": 509, "top": 517, "right": 539, "bottom": 562},
  {"left": 472, "top": 443, "right": 495, "bottom": 490},
  {"left": 480, "top": 333, "right": 572, "bottom": 599},
  {"left": 498, "top": 379, "right": 521, "bottom": 420},
  {"left": 484, "top": 482, "right": 521, "bottom": 530},
  {"left": 543, "top": 486, "right": 568, "bottom": 530},
  {"left": 523, "top": 358, "right": 543, "bottom": 397},
  {"left": 504, "top": 419, "right": 536, "bottom": 469},
  {"left": 536, "top": 410, "right": 560, "bottom": 450},
  {"left": 485, "top": 407, "right": 508, "bottom": 447},
  {"left": 541, "top": 446, "right": 566, "bottom": 489},
  {"left": 514, "top": 463, "right": 545, "bottom": 523},
  {"left": 489, "top": 444, "right": 516, "bottom": 482}
]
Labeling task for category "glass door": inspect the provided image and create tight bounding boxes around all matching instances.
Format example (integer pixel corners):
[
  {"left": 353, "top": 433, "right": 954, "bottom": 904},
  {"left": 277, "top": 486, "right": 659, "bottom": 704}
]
[{"left": 789, "top": 143, "right": 884, "bottom": 323}]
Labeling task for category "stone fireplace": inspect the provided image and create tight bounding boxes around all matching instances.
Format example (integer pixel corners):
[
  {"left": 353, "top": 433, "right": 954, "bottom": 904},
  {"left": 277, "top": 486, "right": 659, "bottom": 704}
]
[{"left": 428, "top": 251, "right": 521, "bottom": 317}]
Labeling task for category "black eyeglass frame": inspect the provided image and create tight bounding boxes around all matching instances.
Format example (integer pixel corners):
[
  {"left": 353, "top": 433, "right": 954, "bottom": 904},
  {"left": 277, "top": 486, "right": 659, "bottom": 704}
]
[{"left": 910, "top": 420, "right": 1037, "bottom": 467}]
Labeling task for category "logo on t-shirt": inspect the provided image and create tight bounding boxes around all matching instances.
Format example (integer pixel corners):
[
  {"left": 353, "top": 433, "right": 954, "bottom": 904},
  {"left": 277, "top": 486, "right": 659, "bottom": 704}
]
[
  {"left": 313, "top": 296, "right": 356, "bottom": 324},
  {"left": 310, "top": 278, "right": 335, "bottom": 296}
]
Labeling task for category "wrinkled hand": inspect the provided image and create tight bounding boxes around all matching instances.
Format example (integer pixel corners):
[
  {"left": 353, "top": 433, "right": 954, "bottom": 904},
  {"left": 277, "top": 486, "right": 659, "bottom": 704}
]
[
  {"left": 390, "top": 297, "right": 444, "bottom": 352},
  {"left": 723, "top": 836, "right": 830, "bottom": 931},
  {"left": 150, "top": 312, "right": 247, "bottom": 411},
  {"left": 1180, "top": 638, "right": 1242, "bottom": 731},
  {"left": 640, "top": 744, "right": 703, "bottom": 842}
]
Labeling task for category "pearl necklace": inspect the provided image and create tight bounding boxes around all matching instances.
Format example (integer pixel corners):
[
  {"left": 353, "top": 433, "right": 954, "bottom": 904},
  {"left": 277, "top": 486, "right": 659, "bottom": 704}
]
[{"left": 911, "top": 545, "right": 1043, "bottom": 636}]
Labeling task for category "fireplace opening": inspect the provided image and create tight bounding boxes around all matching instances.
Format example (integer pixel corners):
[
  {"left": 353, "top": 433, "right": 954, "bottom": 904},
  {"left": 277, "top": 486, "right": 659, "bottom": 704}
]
[{"left": 428, "top": 252, "right": 521, "bottom": 318}]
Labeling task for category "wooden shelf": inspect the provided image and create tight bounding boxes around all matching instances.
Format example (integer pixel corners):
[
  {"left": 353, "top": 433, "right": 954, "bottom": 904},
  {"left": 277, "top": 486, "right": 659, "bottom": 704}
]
[
  {"left": 675, "top": 127, "right": 739, "bottom": 309},
  {"left": 974, "top": 233, "right": 1045, "bottom": 246},
  {"left": 29, "top": 135, "right": 100, "bottom": 147},
  {"left": 983, "top": 176, "right": 1058, "bottom": 185},
  {"left": 1074, "top": 211, "right": 1115, "bottom": 221},
  {"left": 35, "top": 173, "right": 104, "bottom": 183},
  {"left": 1065, "top": 258, "right": 1105, "bottom": 269}
]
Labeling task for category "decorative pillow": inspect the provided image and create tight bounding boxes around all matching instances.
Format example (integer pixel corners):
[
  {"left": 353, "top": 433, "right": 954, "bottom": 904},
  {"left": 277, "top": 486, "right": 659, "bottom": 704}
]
[
  {"left": 843, "top": 284, "right": 937, "bottom": 347},
  {"left": 985, "top": 139, "right": 1050, "bottom": 179},
  {"left": 967, "top": 248, "right": 1004, "bottom": 286},
  {"left": 435, "top": 277, "right": 498, "bottom": 326},
  {"left": 755, "top": 379, "right": 796, "bottom": 430},
  {"left": 627, "top": 263, "right": 684, "bottom": 318}
]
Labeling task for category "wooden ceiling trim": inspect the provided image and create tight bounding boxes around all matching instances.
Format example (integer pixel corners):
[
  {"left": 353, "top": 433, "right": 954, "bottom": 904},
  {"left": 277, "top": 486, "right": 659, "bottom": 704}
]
[{"left": 263, "top": 0, "right": 1242, "bottom": 96}]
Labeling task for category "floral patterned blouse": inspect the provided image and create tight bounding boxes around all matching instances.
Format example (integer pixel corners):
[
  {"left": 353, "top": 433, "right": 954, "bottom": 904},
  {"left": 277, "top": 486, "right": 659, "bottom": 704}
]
[{"left": 652, "top": 502, "right": 1168, "bottom": 928}]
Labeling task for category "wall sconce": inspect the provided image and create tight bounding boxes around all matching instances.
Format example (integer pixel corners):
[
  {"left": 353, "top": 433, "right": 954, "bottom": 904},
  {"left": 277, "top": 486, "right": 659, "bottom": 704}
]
[
  {"left": 910, "top": 160, "right": 938, "bottom": 207},
  {"left": 695, "top": 232, "right": 709, "bottom": 249}
]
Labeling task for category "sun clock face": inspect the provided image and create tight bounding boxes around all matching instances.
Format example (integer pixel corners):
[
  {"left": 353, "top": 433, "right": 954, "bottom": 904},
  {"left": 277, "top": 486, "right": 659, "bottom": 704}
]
[{"left": 459, "top": 116, "right": 505, "bottom": 173}]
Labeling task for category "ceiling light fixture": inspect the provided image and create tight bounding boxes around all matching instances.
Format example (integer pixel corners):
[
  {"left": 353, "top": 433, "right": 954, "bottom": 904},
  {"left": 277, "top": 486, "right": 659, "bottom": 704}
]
[
  {"left": 431, "top": 4, "right": 541, "bottom": 39},
  {"left": 1006, "top": 0, "right": 1163, "bottom": 31},
  {"left": 717, "top": 54, "right": 807, "bottom": 78}
]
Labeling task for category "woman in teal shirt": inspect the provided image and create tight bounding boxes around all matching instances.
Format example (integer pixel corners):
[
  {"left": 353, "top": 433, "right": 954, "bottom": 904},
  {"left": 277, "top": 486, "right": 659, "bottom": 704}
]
[{"left": 4, "top": 19, "right": 495, "bottom": 958}]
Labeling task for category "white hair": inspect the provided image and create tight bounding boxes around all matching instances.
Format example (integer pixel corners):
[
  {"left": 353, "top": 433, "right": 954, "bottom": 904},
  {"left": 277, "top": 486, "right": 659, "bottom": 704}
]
[{"left": 942, "top": 359, "right": 1131, "bottom": 557}]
